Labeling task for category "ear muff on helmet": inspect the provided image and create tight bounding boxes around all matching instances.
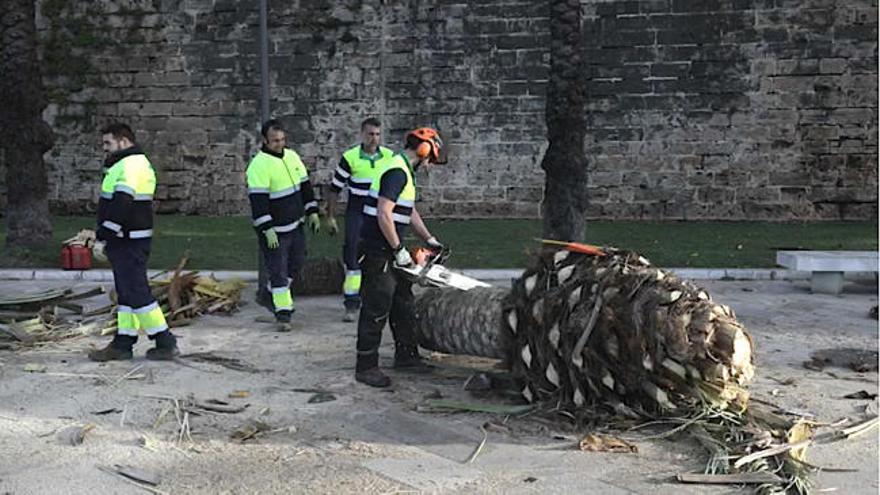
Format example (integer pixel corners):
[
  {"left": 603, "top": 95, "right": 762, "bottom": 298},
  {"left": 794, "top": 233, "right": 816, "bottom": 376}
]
[
  {"left": 407, "top": 127, "right": 447, "bottom": 164},
  {"left": 416, "top": 141, "right": 433, "bottom": 159}
]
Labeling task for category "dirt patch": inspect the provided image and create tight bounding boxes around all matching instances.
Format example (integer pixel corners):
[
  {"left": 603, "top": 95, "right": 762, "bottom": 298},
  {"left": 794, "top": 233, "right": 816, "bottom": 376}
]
[{"left": 806, "top": 348, "right": 879, "bottom": 373}]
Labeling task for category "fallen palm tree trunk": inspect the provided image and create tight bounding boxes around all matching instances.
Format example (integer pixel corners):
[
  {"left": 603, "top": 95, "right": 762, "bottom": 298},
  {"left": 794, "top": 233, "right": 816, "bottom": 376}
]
[
  {"left": 413, "top": 247, "right": 818, "bottom": 493},
  {"left": 414, "top": 248, "right": 754, "bottom": 413},
  {"left": 412, "top": 286, "right": 510, "bottom": 360}
]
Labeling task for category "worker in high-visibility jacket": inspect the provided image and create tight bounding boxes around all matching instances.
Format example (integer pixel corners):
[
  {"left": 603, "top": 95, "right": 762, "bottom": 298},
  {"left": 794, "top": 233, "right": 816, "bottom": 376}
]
[
  {"left": 247, "top": 119, "right": 320, "bottom": 331},
  {"left": 354, "top": 127, "right": 447, "bottom": 388},
  {"left": 325, "top": 117, "right": 394, "bottom": 322},
  {"left": 89, "top": 123, "right": 178, "bottom": 361}
]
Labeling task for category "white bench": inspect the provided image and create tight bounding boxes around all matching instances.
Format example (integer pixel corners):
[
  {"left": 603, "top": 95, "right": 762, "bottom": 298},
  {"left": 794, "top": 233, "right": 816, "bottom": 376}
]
[{"left": 776, "top": 251, "right": 879, "bottom": 295}]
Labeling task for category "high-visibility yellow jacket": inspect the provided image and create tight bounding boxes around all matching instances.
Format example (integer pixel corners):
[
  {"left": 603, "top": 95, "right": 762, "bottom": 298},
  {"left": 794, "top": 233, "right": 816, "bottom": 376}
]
[
  {"left": 96, "top": 146, "right": 156, "bottom": 240},
  {"left": 246, "top": 147, "right": 318, "bottom": 233},
  {"left": 330, "top": 144, "right": 394, "bottom": 203}
]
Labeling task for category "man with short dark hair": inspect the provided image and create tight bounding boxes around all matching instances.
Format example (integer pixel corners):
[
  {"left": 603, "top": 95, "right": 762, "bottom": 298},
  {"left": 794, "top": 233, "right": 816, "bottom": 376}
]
[
  {"left": 89, "top": 122, "right": 179, "bottom": 361},
  {"left": 247, "top": 119, "right": 320, "bottom": 330},
  {"left": 326, "top": 118, "right": 394, "bottom": 321}
]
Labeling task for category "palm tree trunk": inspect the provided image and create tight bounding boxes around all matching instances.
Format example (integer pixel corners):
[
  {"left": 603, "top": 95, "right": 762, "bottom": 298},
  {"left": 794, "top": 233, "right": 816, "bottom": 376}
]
[
  {"left": 413, "top": 249, "right": 755, "bottom": 416},
  {"left": 0, "top": 0, "right": 54, "bottom": 249},
  {"left": 413, "top": 286, "right": 511, "bottom": 360},
  {"left": 541, "top": 0, "right": 589, "bottom": 242}
]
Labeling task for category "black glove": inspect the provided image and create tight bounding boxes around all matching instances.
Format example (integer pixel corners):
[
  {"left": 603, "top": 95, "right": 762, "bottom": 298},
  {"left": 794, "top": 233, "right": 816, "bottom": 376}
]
[{"left": 426, "top": 236, "right": 444, "bottom": 251}]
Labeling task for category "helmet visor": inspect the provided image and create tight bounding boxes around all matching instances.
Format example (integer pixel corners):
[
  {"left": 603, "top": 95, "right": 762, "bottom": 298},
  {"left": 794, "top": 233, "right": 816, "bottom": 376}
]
[{"left": 431, "top": 139, "right": 448, "bottom": 164}]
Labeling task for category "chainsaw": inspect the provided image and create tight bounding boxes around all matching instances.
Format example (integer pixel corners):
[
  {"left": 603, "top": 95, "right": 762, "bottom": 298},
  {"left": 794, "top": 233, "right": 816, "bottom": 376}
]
[{"left": 396, "top": 246, "right": 491, "bottom": 291}]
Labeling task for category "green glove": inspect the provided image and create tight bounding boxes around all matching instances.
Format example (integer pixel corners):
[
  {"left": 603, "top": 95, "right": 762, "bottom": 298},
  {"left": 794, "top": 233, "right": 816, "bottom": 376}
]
[
  {"left": 326, "top": 216, "right": 339, "bottom": 236},
  {"left": 92, "top": 240, "right": 107, "bottom": 262},
  {"left": 264, "top": 228, "right": 279, "bottom": 249},
  {"left": 307, "top": 213, "right": 321, "bottom": 235}
]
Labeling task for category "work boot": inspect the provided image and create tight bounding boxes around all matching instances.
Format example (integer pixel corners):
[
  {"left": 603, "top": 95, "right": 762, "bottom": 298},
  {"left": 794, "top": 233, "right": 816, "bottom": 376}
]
[
  {"left": 275, "top": 310, "right": 293, "bottom": 332},
  {"left": 343, "top": 307, "right": 358, "bottom": 322},
  {"left": 145, "top": 331, "right": 179, "bottom": 361},
  {"left": 393, "top": 344, "right": 432, "bottom": 373},
  {"left": 355, "top": 367, "right": 391, "bottom": 388},
  {"left": 88, "top": 335, "right": 136, "bottom": 362}
]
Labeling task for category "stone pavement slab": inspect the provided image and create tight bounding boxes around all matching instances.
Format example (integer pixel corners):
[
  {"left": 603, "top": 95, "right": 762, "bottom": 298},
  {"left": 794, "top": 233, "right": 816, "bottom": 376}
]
[{"left": 363, "top": 456, "right": 483, "bottom": 492}]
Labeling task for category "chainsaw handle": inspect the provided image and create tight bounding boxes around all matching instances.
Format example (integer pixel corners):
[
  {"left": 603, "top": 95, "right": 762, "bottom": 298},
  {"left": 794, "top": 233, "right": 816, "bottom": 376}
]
[{"left": 428, "top": 245, "right": 451, "bottom": 265}]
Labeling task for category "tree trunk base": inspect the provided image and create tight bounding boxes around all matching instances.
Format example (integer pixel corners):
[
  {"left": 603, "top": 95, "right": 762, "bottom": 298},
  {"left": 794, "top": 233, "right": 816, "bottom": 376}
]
[{"left": 5, "top": 196, "right": 51, "bottom": 248}]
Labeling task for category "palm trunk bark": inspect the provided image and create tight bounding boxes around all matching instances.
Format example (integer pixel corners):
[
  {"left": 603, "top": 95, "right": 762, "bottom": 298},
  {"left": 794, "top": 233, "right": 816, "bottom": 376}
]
[
  {"left": 1, "top": 0, "right": 54, "bottom": 248},
  {"left": 413, "top": 286, "right": 511, "bottom": 360},
  {"left": 540, "top": 0, "right": 588, "bottom": 242}
]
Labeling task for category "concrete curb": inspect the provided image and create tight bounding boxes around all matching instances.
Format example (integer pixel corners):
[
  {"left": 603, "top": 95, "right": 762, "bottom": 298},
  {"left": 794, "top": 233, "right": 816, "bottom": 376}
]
[{"left": 0, "top": 268, "right": 876, "bottom": 283}]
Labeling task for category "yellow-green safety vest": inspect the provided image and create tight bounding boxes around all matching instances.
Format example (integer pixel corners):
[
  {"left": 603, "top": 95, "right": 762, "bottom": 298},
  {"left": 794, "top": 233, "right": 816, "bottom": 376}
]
[{"left": 363, "top": 153, "right": 416, "bottom": 225}]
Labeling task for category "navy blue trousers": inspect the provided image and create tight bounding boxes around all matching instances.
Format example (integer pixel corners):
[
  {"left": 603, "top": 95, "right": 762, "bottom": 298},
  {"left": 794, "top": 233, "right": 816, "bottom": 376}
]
[
  {"left": 256, "top": 227, "right": 306, "bottom": 309},
  {"left": 342, "top": 199, "right": 366, "bottom": 309},
  {"left": 107, "top": 238, "right": 155, "bottom": 310}
]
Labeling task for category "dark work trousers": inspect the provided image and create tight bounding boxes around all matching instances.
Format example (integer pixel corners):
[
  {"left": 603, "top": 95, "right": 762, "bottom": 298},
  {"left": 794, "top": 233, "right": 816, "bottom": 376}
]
[
  {"left": 355, "top": 250, "right": 418, "bottom": 371},
  {"left": 256, "top": 226, "right": 306, "bottom": 311},
  {"left": 342, "top": 198, "right": 366, "bottom": 310},
  {"left": 106, "top": 237, "right": 156, "bottom": 339}
]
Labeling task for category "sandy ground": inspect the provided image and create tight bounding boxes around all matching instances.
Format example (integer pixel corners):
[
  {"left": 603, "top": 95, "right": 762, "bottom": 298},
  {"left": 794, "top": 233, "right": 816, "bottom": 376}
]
[{"left": 0, "top": 278, "right": 877, "bottom": 494}]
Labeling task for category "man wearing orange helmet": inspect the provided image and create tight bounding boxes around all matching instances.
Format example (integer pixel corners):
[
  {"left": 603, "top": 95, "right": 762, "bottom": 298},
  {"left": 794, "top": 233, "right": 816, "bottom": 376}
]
[{"left": 354, "top": 127, "right": 447, "bottom": 388}]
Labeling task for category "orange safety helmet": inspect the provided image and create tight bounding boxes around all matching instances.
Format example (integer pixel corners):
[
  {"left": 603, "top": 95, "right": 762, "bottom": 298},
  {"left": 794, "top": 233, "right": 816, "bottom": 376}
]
[{"left": 406, "top": 127, "right": 447, "bottom": 164}]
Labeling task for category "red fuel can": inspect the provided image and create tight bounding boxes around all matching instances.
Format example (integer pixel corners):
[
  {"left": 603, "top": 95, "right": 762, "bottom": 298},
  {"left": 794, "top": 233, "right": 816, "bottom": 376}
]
[{"left": 61, "top": 245, "right": 92, "bottom": 270}]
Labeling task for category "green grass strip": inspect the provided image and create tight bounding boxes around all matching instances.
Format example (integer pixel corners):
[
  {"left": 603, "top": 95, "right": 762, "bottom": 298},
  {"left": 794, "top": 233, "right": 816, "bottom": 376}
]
[{"left": 0, "top": 216, "right": 875, "bottom": 270}]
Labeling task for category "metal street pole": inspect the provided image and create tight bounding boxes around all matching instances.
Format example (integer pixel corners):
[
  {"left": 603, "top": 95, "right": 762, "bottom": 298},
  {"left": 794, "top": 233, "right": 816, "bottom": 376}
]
[
  {"left": 259, "top": 0, "right": 270, "bottom": 122},
  {"left": 257, "top": 0, "right": 270, "bottom": 301}
]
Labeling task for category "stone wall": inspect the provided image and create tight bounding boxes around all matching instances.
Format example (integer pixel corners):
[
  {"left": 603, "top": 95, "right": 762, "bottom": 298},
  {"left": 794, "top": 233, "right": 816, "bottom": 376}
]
[{"left": 5, "top": 0, "right": 875, "bottom": 219}]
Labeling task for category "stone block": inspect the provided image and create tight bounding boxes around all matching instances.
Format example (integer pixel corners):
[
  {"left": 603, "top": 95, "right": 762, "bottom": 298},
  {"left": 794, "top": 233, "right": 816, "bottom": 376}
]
[
  {"left": 741, "top": 201, "right": 790, "bottom": 219},
  {"left": 713, "top": 170, "right": 750, "bottom": 187},
  {"left": 588, "top": 172, "right": 623, "bottom": 187},
  {"left": 505, "top": 186, "right": 543, "bottom": 202},
  {"left": 819, "top": 57, "right": 847, "bottom": 74},
  {"left": 739, "top": 187, "right": 781, "bottom": 202},
  {"left": 811, "top": 271, "right": 845, "bottom": 295},
  {"left": 139, "top": 102, "right": 174, "bottom": 116},
  {"left": 441, "top": 187, "right": 482, "bottom": 202},
  {"left": 697, "top": 186, "right": 735, "bottom": 203},
  {"left": 132, "top": 71, "right": 191, "bottom": 87}
]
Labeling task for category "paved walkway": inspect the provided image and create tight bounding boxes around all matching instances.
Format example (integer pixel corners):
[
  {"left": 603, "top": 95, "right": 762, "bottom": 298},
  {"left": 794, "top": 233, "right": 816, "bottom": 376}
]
[{"left": 0, "top": 279, "right": 877, "bottom": 494}]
